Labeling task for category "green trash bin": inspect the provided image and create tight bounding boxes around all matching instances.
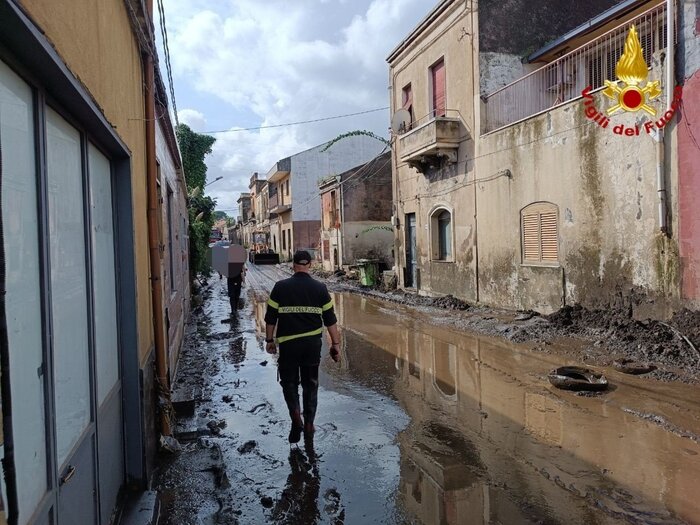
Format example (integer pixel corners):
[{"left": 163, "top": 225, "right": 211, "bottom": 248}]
[{"left": 356, "top": 259, "right": 379, "bottom": 286}]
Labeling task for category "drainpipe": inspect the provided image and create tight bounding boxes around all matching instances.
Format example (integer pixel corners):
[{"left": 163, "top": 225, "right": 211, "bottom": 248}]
[
  {"left": 0, "top": 129, "right": 19, "bottom": 525},
  {"left": 470, "top": 0, "right": 480, "bottom": 302},
  {"left": 145, "top": 0, "right": 171, "bottom": 436},
  {"left": 656, "top": 0, "right": 674, "bottom": 235}
]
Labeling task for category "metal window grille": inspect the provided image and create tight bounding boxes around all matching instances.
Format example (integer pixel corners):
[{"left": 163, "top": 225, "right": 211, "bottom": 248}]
[{"left": 484, "top": 2, "right": 672, "bottom": 133}]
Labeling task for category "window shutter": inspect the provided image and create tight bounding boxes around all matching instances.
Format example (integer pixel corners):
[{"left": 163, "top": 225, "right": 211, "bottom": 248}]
[
  {"left": 431, "top": 59, "right": 446, "bottom": 117},
  {"left": 522, "top": 213, "right": 540, "bottom": 261},
  {"left": 521, "top": 203, "right": 559, "bottom": 264},
  {"left": 402, "top": 84, "right": 412, "bottom": 110},
  {"left": 539, "top": 210, "right": 559, "bottom": 261}
]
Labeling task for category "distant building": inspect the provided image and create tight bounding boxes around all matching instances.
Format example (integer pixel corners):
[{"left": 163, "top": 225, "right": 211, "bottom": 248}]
[
  {"left": 235, "top": 193, "right": 252, "bottom": 245},
  {"left": 246, "top": 173, "right": 269, "bottom": 251},
  {"left": 266, "top": 135, "right": 386, "bottom": 262},
  {"left": 319, "top": 152, "right": 394, "bottom": 271}
]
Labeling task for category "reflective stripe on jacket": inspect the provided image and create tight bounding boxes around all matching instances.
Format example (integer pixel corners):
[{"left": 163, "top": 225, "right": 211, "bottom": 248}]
[{"left": 264, "top": 273, "right": 337, "bottom": 344}]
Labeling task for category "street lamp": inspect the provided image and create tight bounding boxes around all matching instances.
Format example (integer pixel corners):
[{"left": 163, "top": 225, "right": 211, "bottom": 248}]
[{"left": 204, "top": 176, "right": 223, "bottom": 187}]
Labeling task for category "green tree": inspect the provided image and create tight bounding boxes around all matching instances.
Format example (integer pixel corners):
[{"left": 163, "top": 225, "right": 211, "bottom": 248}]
[
  {"left": 176, "top": 123, "right": 216, "bottom": 190},
  {"left": 187, "top": 188, "right": 216, "bottom": 280},
  {"left": 176, "top": 124, "right": 217, "bottom": 279},
  {"left": 212, "top": 210, "right": 229, "bottom": 221}
]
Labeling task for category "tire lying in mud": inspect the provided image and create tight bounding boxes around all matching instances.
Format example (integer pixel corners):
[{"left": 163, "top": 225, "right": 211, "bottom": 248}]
[
  {"left": 612, "top": 358, "right": 657, "bottom": 375},
  {"left": 548, "top": 366, "right": 609, "bottom": 391}
]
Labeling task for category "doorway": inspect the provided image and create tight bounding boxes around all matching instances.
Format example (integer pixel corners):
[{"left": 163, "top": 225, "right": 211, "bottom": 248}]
[{"left": 405, "top": 213, "right": 417, "bottom": 288}]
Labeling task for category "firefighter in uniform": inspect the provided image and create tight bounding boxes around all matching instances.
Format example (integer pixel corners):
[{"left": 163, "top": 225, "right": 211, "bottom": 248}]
[{"left": 265, "top": 250, "right": 341, "bottom": 443}]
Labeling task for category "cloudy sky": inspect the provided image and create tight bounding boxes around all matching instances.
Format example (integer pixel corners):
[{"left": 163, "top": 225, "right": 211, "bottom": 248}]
[{"left": 156, "top": 0, "right": 431, "bottom": 216}]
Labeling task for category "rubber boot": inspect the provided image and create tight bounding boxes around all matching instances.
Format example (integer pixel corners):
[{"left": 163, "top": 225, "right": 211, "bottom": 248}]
[
  {"left": 303, "top": 420, "right": 315, "bottom": 440},
  {"left": 288, "top": 410, "right": 303, "bottom": 444}
]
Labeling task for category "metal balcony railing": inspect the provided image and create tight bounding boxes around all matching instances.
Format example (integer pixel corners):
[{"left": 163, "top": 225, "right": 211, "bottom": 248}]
[{"left": 482, "top": 2, "right": 672, "bottom": 133}]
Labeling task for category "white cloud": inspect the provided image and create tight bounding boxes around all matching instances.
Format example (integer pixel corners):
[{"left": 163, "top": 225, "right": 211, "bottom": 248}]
[
  {"left": 177, "top": 108, "right": 207, "bottom": 131},
  {"left": 159, "top": 0, "right": 429, "bottom": 213}
]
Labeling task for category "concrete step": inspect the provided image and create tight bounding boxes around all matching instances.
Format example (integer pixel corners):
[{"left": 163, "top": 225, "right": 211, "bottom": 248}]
[{"left": 118, "top": 490, "right": 159, "bottom": 525}]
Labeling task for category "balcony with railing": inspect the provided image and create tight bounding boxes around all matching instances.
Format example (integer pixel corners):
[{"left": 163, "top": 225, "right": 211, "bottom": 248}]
[
  {"left": 482, "top": 2, "right": 670, "bottom": 134},
  {"left": 398, "top": 109, "right": 466, "bottom": 173}
]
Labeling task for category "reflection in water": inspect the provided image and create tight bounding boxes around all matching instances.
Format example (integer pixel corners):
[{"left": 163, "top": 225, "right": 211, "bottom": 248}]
[
  {"left": 270, "top": 441, "right": 346, "bottom": 525},
  {"left": 251, "top": 293, "right": 700, "bottom": 524},
  {"left": 433, "top": 340, "right": 457, "bottom": 398},
  {"left": 254, "top": 300, "right": 267, "bottom": 336},
  {"left": 333, "top": 294, "right": 700, "bottom": 525}
]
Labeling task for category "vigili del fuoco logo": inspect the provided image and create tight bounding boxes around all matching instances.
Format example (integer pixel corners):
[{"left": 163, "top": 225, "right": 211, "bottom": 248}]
[{"left": 582, "top": 24, "right": 682, "bottom": 136}]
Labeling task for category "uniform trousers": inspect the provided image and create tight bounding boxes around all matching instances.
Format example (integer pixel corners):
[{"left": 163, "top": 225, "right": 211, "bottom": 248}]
[{"left": 278, "top": 337, "right": 322, "bottom": 424}]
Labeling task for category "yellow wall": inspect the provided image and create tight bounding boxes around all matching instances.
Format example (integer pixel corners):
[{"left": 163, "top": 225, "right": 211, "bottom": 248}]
[{"left": 20, "top": 0, "right": 154, "bottom": 362}]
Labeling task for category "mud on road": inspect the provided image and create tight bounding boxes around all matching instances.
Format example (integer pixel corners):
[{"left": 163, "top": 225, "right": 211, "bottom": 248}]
[
  {"left": 154, "top": 266, "right": 700, "bottom": 524},
  {"left": 317, "top": 271, "right": 700, "bottom": 384}
]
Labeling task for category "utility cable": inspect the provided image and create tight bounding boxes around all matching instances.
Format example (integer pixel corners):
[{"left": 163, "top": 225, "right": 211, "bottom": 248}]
[
  {"left": 157, "top": 0, "right": 179, "bottom": 127},
  {"left": 201, "top": 107, "right": 389, "bottom": 134}
]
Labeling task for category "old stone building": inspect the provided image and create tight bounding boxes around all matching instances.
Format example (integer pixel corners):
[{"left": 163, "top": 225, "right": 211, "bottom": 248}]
[
  {"left": 319, "top": 151, "right": 394, "bottom": 271},
  {"left": 389, "top": 0, "right": 698, "bottom": 315}
]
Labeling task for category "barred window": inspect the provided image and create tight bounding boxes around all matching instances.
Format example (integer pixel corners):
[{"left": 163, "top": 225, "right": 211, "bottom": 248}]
[{"left": 521, "top": 203, "right": 559, "bottom": 264}]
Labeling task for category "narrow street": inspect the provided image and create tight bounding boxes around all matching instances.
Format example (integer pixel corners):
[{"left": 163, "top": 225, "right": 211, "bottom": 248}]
[{"left": 155, "top": 265, "right": 700, "bottom": 525}]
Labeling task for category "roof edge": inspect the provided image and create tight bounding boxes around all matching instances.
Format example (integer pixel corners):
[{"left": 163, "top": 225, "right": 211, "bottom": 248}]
[
  {"left": 527, "top": 0, "right": 652, "bottom": 63},
  {"left": 386, "top": 0, "right": 455, "bottom": 63}
]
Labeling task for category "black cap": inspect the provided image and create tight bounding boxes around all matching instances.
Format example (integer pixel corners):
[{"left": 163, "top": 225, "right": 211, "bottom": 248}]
[{"left": 293, "top": 250, "right": 312, "bottom": 265}]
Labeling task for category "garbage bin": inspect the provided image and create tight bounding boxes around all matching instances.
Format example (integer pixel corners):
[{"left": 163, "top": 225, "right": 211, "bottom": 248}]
[{"left": 356, "top": 259, "right": 379, "bottom": 286}]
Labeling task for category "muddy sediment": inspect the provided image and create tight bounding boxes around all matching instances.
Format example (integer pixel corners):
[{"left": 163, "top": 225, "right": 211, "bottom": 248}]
[{"left": 315, "top": 270, "right": 700, "bottom": 384}]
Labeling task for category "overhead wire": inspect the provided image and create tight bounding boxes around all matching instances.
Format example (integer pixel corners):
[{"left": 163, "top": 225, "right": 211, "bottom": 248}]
[
  {"left": 201, "top": 107, "right": 389, "bottom": 134},
  {"left": 156, "top": 0, "right": 179, "bottom": 127}
]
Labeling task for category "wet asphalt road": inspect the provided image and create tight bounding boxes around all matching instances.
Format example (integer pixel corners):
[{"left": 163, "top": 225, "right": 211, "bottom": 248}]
[{"left": 155, "top": 265, "right": 700, "bottom": 525}]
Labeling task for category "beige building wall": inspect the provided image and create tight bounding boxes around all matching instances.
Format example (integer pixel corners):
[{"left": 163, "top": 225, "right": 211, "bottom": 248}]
[
  {"left": 476, "top": 93, "right": 680, "bottom": 314},
  {"left": 21, "top": 0, "right": 153, "bottom": 361},
  {"left": 389, "top": 0, "right": 478, "bottom": 301},
  {"left": 280, "top": 211, "right": 293, "bottom": 261}
]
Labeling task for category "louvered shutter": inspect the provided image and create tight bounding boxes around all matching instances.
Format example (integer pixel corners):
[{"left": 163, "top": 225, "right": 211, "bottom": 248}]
[
  {"left": 522, "top": 212, "right": 541, "bottom": 262},
  {"left": 539, "top": 210, "right": 559, "bottom": 262},
  {"left": 522, "top": 203, "right": 559, "bottom": 264}
]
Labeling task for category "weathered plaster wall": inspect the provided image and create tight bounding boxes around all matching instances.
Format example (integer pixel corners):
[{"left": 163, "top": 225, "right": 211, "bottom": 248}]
[
  {"left": 155, "top": 119, "right": 189, "bottom": 379},
  {"left": 279, "top": 212, "right": 293, "bottom": 261},
  {"left": 390, "top": 0, "right": 478, "bottom": 301},
  {"left": 478, "top": 0, "right": 627, "bottom": 55},
  {"left": 293, "top": 220, "right": 321, "bottom": 255},
  {"left": 479, "top": 52, "right": 524, "bottom": 96},
  {"left": 343, "top": 222, "right": 394, "bottom": 265},
  {"left": 343, "top": 152, "right": 393, "bottom": 223},
  {"left": 476, "top": 71, "right": 680, "bottom": 314},
  {"left": 21, "top": 0, "right": 153, "bottom": 360}
]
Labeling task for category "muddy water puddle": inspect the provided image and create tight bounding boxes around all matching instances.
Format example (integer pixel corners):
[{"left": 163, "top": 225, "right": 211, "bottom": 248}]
[
  {"left": 160, "top": 279, "right": 700, "bottom": 524},
  {"left": 326, "top": 293, "right": 700, "bottom": 524}
]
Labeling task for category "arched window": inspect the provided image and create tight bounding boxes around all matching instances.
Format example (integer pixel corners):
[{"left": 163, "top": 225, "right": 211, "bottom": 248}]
[
  {"left": 430, "top": 208, "right": 452, "bottom": 261},
  {"left": 521, "top": 202, "right": 559, "bottom": 264}
]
